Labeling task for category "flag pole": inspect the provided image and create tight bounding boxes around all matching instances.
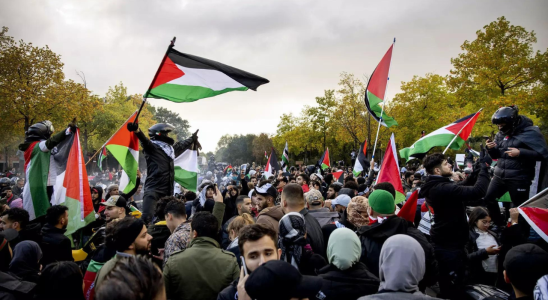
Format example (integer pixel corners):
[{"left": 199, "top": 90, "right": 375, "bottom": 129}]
[
  {"left": 132, "top": 37, "right": 176, "bottom": 125},
  {"left": 371, "top": 38, "right": 395, "bottom": 160},
  {"left": 85, "top": 111, "right": 138, "bottom": 165},
  {"left": 442, "top": 108, "right": 483, "bottom": 154}
]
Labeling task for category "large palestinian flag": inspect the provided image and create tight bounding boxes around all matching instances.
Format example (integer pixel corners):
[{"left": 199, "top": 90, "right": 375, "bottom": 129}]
[
  {"left": 174, "top": 149, "right": 199, "bottom": 192},
  {"left": 104, "top": 112, "right": 140, "bottom": 193},
  {"left": 365, "top": 40, "right": 398, "bottom": 128},
  {"left": 51, "top": 129, "right": 95, "bottom": 236},
  {"left": 145, "top": 47, "right": 269, "bottom": 102},
  {"left": 377, "top": 134, "right": 405, "bottom": 204},
  {"left": 518, "top": 187, "right": 548, "bottom": 243},
  {"left": 264, "top": 148, "right": 280, "bottom": 179},
  {"left": 318, "top": 148, "right": 330, "bottom": 171},
  {"left": 22, "top": 140, "right": 53, "bottom": 220},
  {"left": 399, "top": 110, "right": 482, "bottom": 161},
  {"left": 353, "top": 140, "right": 369, "bottom": 177},
  {"left": 332, "top": 170, "right": 345, "bottom": 184}
]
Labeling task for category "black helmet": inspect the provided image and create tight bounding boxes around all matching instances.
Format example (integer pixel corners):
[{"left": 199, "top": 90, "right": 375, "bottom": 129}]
[
  {"left": 0, "top": 177, "right": 10, "bottom": 186},
  {"left": 26, "top": 120, "right": 54, "bottom": 140},
  {"left": 492, "top": 106, "right": 519, "bottom": 134},
  {"left": 148, "top": 123, "right": 175, "bottom": 138}
]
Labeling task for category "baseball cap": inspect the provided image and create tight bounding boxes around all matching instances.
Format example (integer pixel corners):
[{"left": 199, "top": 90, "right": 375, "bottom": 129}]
[
  {"left": 245, "top": 260, "right": 323, "bottom": 300},
  {"left": 304, "top": 189, "right": 324, "bottom": 206},
  {"left": 504, "top": 244, "right": 548, "bottom": 293},
  {"left": 100, "top": 195, "right": 127, "bottom": 208},
  {"left": 332, "top": 194, "right": 351, "bottom": 208},
  {"left": 368, "top": 189, "right": 395, "bottom": 214},
  {"left": 255, "top": 183, "right": 277, "bottom": 199}
]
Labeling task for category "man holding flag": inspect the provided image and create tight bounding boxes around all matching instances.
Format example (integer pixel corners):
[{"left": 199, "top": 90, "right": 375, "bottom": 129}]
[{"left": 127, "top": 122, "right": 200, "bottom": 223}]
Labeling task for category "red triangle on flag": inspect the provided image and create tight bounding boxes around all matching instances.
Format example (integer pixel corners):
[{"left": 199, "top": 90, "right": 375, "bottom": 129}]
[
  {"left": 106, "top": 112, "right": 139, "bottom": 151},
  {"left": 378, "top": 133, "right": 405, "bottom": 203},
  {"left": 397, "top": 189, "right": 418, "bottom": 224},
  {"left": 63, "top": 130, "right": 94, "bottom": 219},
  {"left": 445, "top": 112, "right": 481, "bottom": 140},
  {"left": 150, "top": 56, "right": 185, "bottom": 89}
]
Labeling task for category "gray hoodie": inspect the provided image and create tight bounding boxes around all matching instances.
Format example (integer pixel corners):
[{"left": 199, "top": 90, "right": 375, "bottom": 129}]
[
  {"left": 307, "top": 207, "right": 340, "bottom": 227},
  {"left": 358, "top": 234, "right": 442, "bottom": 300}
]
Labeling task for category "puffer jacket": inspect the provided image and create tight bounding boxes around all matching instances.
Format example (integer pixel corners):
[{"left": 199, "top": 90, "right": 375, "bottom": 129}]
[{"left": 488, "top": 116, "right": 544, "bottom": 181}]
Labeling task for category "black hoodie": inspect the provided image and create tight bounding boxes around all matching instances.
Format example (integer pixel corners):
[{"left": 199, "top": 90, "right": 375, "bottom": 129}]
[
  {"left": 419, "top": 166, "right": 490, "bottom": 248},
  {"left": 357, "top": 215, "right": 438, "bottom": 289}
]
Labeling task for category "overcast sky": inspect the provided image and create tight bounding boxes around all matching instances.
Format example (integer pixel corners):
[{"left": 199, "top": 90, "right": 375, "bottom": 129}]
[{"left": 2, "top": 0, "right": 547, "bottom": 152}]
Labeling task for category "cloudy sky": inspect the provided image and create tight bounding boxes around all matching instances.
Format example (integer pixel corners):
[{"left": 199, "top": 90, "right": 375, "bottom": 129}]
[{"left": 2, "top": 0, "right": 547, "bottom": 152}]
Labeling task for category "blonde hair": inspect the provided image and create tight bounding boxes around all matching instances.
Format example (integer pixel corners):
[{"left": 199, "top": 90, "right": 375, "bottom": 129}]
[{"left": 228, "top": 213, "right": 255, "bottom": 236}]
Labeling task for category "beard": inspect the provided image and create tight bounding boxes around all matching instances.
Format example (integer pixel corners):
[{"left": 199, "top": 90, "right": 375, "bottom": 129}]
[{"left": 135, "top": 243, "right": 151, "bottom": 256}]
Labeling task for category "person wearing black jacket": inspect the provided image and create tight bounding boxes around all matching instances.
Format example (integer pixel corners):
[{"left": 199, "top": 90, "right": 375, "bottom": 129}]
[
  {"left": 419, "top": 150, "right": 491, "bottom": 299},
  {"left": 40, "top": 205, "right": 74, "bottom": 267},
  {"left": 357, "top": 190, "right": 437, "bottom": 293},
  {"left": 485, "top": 106, "right": 548, "bottom": 227},
  {"left": 127, "top": 122, "right": 200, "bottom": 223}
]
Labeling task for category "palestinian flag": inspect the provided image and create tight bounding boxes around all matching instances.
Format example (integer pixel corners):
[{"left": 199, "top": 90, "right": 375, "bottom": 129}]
[
  {"left": 104, "top": 112, "right": 139, "bottom": 193},
  {"left": 224, "top": 165, "right": 233, "bottom": 176},
  {"left": 399, "top": 110, "right": 482, "bottom": 161},
  {"left": 51, "top": 129, "right": 96, "bottom": 236},
  {"left": 377, "top": 134, "right": 405, "bottom": 204},
  {"left": 83, "top": 259, "right": 105, "bottom": 300},
  {"left": 97, "top": 147, "right": 107, "bottom": 170},
  {"left": 365, "top": 40, "right": 398, "bottom": 128},
  {"left": 318, "top": 148, "right": 330, "bottom": 170},
  {"left": 281, "top": 142, "right": 289, "bottom": 171},
  {"left": 332, "top": 170, "right": 345, "bottom": 184},
  {"left": 518, "top": 187, "right": 548, "bottom": 243},
  {"left": 145, "top": 47, "right": 269, "bottom": 103},
  {"left": 174, "top": 149, "right": 199, "bottom": 192},
  {"left": 263, "top": 148, "right": 280, "bottom": 179},
  {"left": 22, "top": 140, "right": 53, "bottom": 220},
  {"left": 353, "top": 140, "right": 369, "bottom": 177}
]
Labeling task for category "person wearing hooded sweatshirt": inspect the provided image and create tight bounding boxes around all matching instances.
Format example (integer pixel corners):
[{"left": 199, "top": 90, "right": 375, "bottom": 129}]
[
  {"left": 358, "top": 234, "right": 443, "bottom": 300},
  {"left": 419, "top": 151, "right": 490, "bottom": 299},
  {"left": 9, "top": 240, "right": 42, "bottom": 283},
  {"left": 317, "top": 228, "right": 379, "bottom": 299},
  {"left": 255, "top": 182, "right": 285, "bottom": 234},
  {"left": 357, "top": 190, "right": 438, "bottom": 292},
  {"left": 0, "top": 232, "right": 37, "bottom": 300}
]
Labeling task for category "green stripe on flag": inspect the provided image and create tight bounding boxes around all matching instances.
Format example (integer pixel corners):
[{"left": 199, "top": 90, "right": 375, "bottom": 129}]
[
  {"left": 367, "top": 91, "right": 398, "bottom": 127},
  {"left": 28, "top": 147, "right": 51, "bottom": 218},
  {"left": 174, "top": 167, "right": 198, "bottom": 192},
  {"left": 149, "top": 84, "right": 248, "bottom": 103},
  {"left": 400, "top": 134, "right": 465, "bottom": 161},
  {"left": 321, "top": 163, "right": 329, "bottom": 170},
  {"left": 106, "top": 144, "right": 138, "bottom": 193},
  {"left": 63, "top": 196, "right": 96, "bottom": 236}
]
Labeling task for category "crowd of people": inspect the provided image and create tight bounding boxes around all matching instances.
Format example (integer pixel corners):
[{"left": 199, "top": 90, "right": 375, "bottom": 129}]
[{"left": 0, "top": 105, "right": 548, "bottom": 300}]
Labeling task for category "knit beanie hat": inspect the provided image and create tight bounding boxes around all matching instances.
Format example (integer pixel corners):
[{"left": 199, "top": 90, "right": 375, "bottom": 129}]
[{"left": 368, "top": 190, "right": 395, "bottom": 215}]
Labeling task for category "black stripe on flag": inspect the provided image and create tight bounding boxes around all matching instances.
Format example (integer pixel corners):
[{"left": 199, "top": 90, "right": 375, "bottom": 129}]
[{"left": 167, "top": 48, "right": 270, "bottom": 91}]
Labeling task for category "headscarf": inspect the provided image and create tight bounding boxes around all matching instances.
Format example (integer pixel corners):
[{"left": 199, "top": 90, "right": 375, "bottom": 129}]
[
  {"left": 347, "top": 196, "right": 370, "bottom": 227},
  {"left": 327, "top": 228, "right": 361, "bottom": 271},
  {"left": 378, "top": 234, "right": 425, "bottom": 293},
  {"left": 278, "top": 212, "right": 307, "bottom": 269},
  {"left": 9, "top": 240, "right": 42, "bottom": 282}
]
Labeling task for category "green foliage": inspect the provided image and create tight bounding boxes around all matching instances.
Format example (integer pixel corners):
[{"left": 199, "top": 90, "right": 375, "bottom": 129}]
[{"left": 149, "top": 106, "right": 191, "bottom": 141}]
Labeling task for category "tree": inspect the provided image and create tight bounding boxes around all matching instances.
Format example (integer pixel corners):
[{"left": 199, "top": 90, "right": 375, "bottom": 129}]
[
  {"left": 333, "top": 72, "right": 368, "bottom": 151},
  {"left": 390, "top": 74, "right": 459, "bottom": 151},
  {"left": 251, "top": 133, "right": 274, "bottom": 164},
  {"left": 448, "top": 16, "right": 547, "bottom": 136},
  {"left": 149, "top": 106, "right": 191, "bottom": 141},
  {"left": 215, "top": 134, "right": 256, "bottom": 165}
]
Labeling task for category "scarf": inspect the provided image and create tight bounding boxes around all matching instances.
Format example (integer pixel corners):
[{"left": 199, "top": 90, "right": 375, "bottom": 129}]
[
  {"left": 378, "top": 234, "right": 424, "bottom": 293},
  {"left": 9, "top": 240, "right": 42, "bottom": 282},
  {"left": 278, "top": 212, "right": 307, "bottom": 269},
  {"left": 152, "top": 140, "right": 175, "bottom": 159},
  {"left": 327, "top": 228, "right": 361, "bottom": 270}
]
